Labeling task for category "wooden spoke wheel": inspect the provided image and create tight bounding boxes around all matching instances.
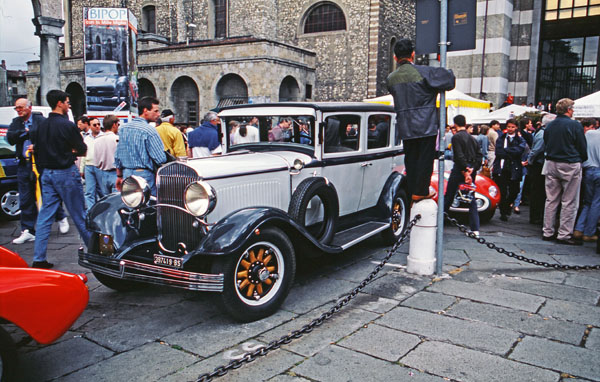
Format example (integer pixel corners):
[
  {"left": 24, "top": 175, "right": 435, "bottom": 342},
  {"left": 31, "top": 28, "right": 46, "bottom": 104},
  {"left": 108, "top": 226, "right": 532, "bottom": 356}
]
[
  {"left": 382, "top": 189, "right": 408, "bottom": 245},
  {"left": 212, "top": 227, "right": 296, "bottom": 322}
]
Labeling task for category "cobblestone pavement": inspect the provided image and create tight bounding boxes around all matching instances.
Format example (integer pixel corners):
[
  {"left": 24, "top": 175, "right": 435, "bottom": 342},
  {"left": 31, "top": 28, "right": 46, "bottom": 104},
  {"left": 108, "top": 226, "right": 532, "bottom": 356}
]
[{"left": 2, "top": 205, "right": 599, "bottom": 382}]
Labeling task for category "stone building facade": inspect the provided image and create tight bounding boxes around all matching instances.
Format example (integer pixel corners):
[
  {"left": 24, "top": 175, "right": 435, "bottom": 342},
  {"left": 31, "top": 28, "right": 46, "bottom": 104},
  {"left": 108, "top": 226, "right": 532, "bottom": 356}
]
[{"left": 26, "top": 0, "right": 415, "bottom": 124}]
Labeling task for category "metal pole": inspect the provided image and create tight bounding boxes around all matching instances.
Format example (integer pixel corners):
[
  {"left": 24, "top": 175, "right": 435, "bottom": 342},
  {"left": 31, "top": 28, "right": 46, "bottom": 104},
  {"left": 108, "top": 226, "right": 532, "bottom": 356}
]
[{"left": 435, "top": 0, "right": 448, "bottom": 275}]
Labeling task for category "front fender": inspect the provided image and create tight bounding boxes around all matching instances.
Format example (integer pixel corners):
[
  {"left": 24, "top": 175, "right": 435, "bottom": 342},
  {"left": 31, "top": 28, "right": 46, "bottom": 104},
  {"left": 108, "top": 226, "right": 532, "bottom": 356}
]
[
  {"left": 0, "top": 268, "right": 89, "bottom": 344},
  {"left": 194, "top": 207, "right": 342, "bottom": 256},
  {"left": 86, "top": 193, "right": 157, "bottom": 251}
]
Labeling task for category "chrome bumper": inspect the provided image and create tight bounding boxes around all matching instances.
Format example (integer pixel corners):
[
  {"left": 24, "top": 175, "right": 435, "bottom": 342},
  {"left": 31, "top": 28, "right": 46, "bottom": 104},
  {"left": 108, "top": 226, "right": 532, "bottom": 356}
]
[{"left": 79, "top": 252, "right": 224, "bottom": 292}]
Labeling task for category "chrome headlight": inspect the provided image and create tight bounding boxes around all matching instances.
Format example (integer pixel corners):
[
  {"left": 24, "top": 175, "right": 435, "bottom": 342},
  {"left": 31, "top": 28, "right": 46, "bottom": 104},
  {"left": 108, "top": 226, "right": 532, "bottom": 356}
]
[
  {"left": 184, "top": 181, "right": 217, "bottom": 217},
  {"left": 121, "top": 175, "right": 151, "bottom": 208},
  {"left": 488, "top": 185, "right": 498, "bottom": 198}
]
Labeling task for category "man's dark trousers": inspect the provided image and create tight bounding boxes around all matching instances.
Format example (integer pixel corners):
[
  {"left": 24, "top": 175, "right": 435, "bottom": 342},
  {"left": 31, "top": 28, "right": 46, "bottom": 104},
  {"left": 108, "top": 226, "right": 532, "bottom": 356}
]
[
  {"left": 403, "top": 135, "right": 437, "bottom": 197},
  {"left": 17, "top": 161, "right": 37, "bottom": 233},
  {"left": 444, "top": 168, "right": 480, "bottom": 231},
  {"left": 494, "top": 168, "right": 521, "bottom": 217},
  {"left": 528, "top": 162, "right": 545, "bottom": 223}
]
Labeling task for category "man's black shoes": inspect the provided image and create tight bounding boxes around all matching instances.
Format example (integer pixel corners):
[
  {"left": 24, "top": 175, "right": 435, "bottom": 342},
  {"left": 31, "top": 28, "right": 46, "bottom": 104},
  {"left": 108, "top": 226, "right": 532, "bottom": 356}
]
[
  {"left": 32, "top": 261, "right": 54, "bottom": 269},
  {"left": 556, "top": 238, "right": 583, "bottom": 246},
  {"left": 542, "top": 234, "right": 556, "bottom": 241}
]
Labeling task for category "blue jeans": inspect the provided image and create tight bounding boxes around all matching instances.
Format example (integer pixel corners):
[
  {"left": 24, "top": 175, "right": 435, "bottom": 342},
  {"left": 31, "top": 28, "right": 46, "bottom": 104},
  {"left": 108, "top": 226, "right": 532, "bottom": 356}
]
[
  {"left": 84, "top": 165, "right": 104, "bottom": 209},
  {"left": 513, "top": 167, "right": 527, "bottom": 208},
  {"left": 17, "top": 162, "right": 65, "bottom": 233},
  {"left": 574, "top": 167, "right": 600, "bottom": 236},
  {"left": 34, "top": 165, "right": 91, "bottom": 263},
  {"left": 101, "top": 170, "right": 118, "bottom": 196},
  {"left": 123, "top": 168, "right": 156, "bottom": 196}
]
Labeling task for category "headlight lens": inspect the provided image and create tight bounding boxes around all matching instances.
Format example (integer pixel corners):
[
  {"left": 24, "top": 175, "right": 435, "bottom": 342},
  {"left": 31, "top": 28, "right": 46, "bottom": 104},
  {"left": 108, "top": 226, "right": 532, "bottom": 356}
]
[
  {"left": 121, "top": 175, "right": 150, "bottom": 208},
  {"left": 184, "top": 181, "right": 217, "bottom": 217},
  {"left": 488, "top": 185, "right": 498, "bottom": 198}
]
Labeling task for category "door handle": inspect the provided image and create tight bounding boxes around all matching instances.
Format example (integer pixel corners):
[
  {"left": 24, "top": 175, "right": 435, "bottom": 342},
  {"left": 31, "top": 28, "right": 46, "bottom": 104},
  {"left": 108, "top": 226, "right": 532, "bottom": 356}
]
[{"left": 361, "top": 162, "right": 372, "bottom": 167}]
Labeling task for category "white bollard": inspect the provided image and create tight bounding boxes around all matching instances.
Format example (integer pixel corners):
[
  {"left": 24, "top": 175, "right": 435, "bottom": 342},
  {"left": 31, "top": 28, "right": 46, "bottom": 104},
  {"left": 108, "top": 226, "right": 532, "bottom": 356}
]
[{"left": 407, "top": 199, "right": 438, "bottom": 275}]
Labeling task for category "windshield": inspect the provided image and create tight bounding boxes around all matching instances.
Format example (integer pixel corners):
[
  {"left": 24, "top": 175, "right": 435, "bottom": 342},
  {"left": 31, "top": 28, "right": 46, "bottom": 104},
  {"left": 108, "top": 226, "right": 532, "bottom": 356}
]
[
  {"left": 0, "top": 127, "right": 16, "bottom": 158},
  {"left": 86, "top": 62, "right": 119, "bottom": 75},
  {"left": 223, "top": 115, "right": 316, "bottom": 152}
]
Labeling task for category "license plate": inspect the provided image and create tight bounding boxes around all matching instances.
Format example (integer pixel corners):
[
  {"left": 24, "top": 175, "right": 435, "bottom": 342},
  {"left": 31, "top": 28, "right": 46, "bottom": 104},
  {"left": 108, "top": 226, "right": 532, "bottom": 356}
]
[{"left": 153, "top": 254, "right": 183, "bottom": 269}]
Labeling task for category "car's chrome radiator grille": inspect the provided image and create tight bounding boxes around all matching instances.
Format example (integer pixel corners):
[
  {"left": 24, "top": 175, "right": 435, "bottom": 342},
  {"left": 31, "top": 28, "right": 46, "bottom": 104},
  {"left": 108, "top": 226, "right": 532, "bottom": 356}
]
[{"left": 157, "top": 163, "right": 202, "bottom": 253}]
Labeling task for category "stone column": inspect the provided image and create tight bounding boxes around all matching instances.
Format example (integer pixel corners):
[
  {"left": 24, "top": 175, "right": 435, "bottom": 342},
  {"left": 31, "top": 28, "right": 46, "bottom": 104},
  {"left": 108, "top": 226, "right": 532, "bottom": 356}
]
[{"left": 33, "top": 16, "right": 65, "bottom": 106}]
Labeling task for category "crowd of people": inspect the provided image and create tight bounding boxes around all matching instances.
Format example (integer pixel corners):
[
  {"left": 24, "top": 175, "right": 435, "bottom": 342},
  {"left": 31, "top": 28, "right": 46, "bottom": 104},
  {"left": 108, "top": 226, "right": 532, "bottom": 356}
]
[{"left": 442, "top": 100, "right": 599, "bottom": 245}]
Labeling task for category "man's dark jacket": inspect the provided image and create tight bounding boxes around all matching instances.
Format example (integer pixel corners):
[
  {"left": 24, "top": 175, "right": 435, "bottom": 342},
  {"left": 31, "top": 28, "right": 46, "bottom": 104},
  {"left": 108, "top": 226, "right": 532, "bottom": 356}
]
[
  {"left": 493, "top": 132, "right": 527, "bottom": 180},
  {"left": 386, "top": 62, "right": 455, "bottom": 140},
  {"left": 451, "top": 130, "right": 483, "bottom": 173},
  {"left": 543, "top": 114, "right": 587, "bottom": 163},
  {"left": 7, "top": 112, "right": 46, "bottom": 162},
  {"left": 32, "top": 113, "right": 87, "bottom": 169}
]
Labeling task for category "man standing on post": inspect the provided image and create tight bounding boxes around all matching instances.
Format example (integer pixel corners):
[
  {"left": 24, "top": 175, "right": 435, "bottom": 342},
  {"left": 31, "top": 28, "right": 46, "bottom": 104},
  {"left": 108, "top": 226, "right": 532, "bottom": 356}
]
[
  {"left": 114, "top": 96, "right": 166, "bottom": 195},
  {"left": 7, "top": 98, "right": 69, "bottom": 244},
  {"left": 542, "top": 98, "right": 587, "bottom": 245},
  {"left": 31, "top": 90, "right": 90, "bottom": 268},
  {"left": 386, "top": 38, "right": 455, "bottom": 203},
  {"left": 156, "top": 109, "right": 186, "bottom": 158}
]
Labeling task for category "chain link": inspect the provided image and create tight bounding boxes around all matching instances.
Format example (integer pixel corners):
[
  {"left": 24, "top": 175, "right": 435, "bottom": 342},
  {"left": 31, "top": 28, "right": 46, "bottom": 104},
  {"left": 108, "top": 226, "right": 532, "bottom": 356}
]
[
  {"left": 195, "top": 214, "right": 421, "bottom": 382},
  {"left": 445, "top": 213, "right": 600, "bottom": 271}
]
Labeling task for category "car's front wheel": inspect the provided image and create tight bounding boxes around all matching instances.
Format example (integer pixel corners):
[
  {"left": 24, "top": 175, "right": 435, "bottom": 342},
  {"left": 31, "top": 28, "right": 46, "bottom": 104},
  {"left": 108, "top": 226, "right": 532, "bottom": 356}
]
[
  {"left": 381, "top": 189, "right": 409, "bottom": 245},
  {"left": 0, "top": 326, "right": 17, "bottom": 382},
  {"left": 212, "top": 227, "right": 296, "bottom": 322},
  {"left": 0, "top": 189, "right": 20, "bottom": 220},
  {"left": 92, "top": 271, "right": 141, "bottom": 292}
]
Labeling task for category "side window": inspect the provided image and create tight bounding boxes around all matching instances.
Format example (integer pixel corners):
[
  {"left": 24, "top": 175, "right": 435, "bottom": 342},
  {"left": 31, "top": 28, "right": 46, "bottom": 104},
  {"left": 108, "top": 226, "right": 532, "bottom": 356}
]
[
  {"left": 324, "top": 115, "right": 360, "bottom": 153},
  {"left": 367, "top": 114, "right": 391, "bottom": 149}
]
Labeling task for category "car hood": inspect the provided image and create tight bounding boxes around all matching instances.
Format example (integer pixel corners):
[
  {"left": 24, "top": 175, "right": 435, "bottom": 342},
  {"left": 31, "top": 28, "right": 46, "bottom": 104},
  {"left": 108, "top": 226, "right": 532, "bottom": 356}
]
[
  {"left": 86, "top": 74, "right": 118, "bottom": 87},
  {"left": 184, "top": 151, "right": 313, "bottom": 180}
]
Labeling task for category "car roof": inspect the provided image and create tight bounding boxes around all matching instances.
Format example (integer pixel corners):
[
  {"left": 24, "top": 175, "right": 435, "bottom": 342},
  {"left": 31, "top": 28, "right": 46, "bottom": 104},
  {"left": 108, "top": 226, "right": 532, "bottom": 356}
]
[{"left": 218, "top": 102, "right": 395, "bottom": 114}]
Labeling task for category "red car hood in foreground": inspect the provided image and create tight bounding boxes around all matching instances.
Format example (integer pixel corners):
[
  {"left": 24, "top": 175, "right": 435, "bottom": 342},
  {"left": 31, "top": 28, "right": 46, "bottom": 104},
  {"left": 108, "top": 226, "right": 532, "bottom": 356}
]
[{"left": 0, "top": 246, "right": 89, "bottom": 344}]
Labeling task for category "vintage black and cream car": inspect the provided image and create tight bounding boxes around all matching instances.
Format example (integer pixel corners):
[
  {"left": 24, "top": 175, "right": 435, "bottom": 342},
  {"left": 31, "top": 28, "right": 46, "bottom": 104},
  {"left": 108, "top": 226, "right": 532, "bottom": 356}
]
[{"left": 79, "top": 102, "right": 409, "bottom": 321}]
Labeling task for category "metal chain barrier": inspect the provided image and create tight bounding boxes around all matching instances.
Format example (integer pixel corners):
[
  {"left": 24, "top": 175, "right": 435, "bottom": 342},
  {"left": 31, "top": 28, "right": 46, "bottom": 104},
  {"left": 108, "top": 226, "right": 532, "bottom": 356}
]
[
  {"left": 195, "top": 214, "right": 422, "bottom": 382},
  {"left": 445, "top": 213, "right": 600, "bottom": 271}
]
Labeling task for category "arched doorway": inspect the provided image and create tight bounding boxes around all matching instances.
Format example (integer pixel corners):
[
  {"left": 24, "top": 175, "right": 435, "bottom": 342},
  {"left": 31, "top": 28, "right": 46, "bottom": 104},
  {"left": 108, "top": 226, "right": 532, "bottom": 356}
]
[
  {"left": 279, "top": 76, "right": 300, "bottom": 102},
  {"left": 215, "top": 73, "right": 248, "bottom": 107},
  {"left": 66, "top": 82, "right": 86, "bottom": 118},
  {"left": 170, "top": 76, "right": 199, "bottom": 126},
  {"left": 138, "top": 78, "right": 157, "bottom": 98}
]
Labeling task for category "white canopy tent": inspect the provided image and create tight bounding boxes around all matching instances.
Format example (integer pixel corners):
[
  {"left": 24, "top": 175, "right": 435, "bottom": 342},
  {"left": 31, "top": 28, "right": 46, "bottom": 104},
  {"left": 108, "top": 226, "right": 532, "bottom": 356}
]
[
  {"left": 364, "top": 89, "right": 491, "bottom": 124},
  {"left": 574, "top": 91, "right": 600, "bottom": 118},
  {"left": 470, "top": 104, "right": 538, "bottom": 125}
]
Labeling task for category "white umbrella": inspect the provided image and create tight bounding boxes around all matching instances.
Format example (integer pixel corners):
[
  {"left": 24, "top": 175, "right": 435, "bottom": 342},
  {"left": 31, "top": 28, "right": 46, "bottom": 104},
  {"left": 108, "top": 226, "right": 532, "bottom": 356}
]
[{"left": 574, "top": 91, "right": 600, "bottom": 118}]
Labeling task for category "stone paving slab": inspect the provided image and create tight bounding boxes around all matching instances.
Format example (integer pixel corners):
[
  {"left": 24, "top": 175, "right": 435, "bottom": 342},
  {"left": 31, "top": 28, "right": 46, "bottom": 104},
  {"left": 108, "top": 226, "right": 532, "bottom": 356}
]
[
  {"left": 509, "top": 336, "right": 600, "bottom": 380},
  {"left": 427, "top": 279, "right": 546, "bottom": 312},
  {"left": 267, "top": 375, "right": 312, "bottom": 382},
  {"left": 162, "top": 310, "right": 297, "bottom": 358},
  {"left": 359, "top": 271, "right": 432, "bottom": 301},
  {"left": 539, "top": 299, "right": 600, "bottom": 326},
  {"left": 400, "top": 291, "right": 457, "bottom": 312},
  {"left": 565, "top": 272, "right": 600, "bottom": 291},
  {"left": 291, "top": 345, "right": 445, "bottom": 382},
  {"left": 161, "top": 346, "right": 304, "bottom": 382},
  {"left": 327, "top": 258, "right": 390, "bottom": 283},
  {"left": 481, "top": 276, "right": 600, "bottom": 304},
  {"left": 281, "top": 277, "right": 357, "bottom": 315},
  {"left": 446, "top": 300, "right": 586, "bottom": 345},
  {"left": 586, "top": 328, "right": 600, "bottom": 351},
  {"left": 60, "top": 342, "right": 198, "bottom": 382},
  {"left": 349, "top": 293, "right": 400, "bottom": 314},
  {"left": 257, "top": 307, "right": 379, "bottom": 357},
  {"left": 18, "top": 337, "right": 114, "bottom": 381},
  {"left": 376, "top": 306, "right": 520, "bottom": 354},
  {"left": 401, "top": 340, "right": 560, "bottom": 382},
  {"left": 336, "top": 322, "right": 421, "bottom": 362}
]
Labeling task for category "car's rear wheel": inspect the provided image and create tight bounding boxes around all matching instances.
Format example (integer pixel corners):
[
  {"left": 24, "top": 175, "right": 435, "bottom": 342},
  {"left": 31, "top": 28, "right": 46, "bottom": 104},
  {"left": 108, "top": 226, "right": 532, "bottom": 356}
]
[
  {"left": 212, "top": 227, "right": 296, "bottom": 322},
  {"left": 288, "top": 178, "right": 338, "bottom": 245},
  {"left": 381, "top": 189, "right": 409, "bottom": 245},
  {"left": 0, "top": 189, "right": 20, "bottom": 220},
  {"left": 0, "top": 326, "right": 17, "bottom": 382},
  {"left": 92, "top": 271, "right": 141, "bottom": 292}
]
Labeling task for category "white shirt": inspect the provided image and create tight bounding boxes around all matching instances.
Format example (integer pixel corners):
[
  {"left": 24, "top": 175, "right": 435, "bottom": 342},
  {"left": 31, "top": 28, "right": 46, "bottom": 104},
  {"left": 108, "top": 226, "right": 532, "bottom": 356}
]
[
  {"left": 232, "top": 125, "right": 259, "bottom": 144},
  {"left": 192, "top": 145, "right": 222, "bottom": 158}
]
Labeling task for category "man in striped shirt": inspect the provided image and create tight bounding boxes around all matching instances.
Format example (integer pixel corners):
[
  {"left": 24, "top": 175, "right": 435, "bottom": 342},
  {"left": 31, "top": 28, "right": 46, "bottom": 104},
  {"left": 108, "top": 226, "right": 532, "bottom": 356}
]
[{"left": 114, "top": 96, "right": 166, "bottom": 195}]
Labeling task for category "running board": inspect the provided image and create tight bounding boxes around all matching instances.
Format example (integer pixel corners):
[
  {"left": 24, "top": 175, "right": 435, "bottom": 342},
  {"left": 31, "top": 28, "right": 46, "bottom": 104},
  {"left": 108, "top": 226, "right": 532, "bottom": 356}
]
[{"left": 331, "top": 221, "right": 389, "bottom": 250}]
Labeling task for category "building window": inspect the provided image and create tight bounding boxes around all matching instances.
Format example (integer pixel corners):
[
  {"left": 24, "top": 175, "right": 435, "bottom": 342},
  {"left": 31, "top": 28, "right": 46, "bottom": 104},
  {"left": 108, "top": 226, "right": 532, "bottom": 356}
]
[
  {"left": 187, "top": 101, "right": 198, "bottom": 126},
  {"left": 214, "top": 0, "right": 227, "bottom": 38},
  {"left": 537, "top": 36, "right": 598, "bottom": 103},
  {"left": 303, "top": 2, "right": 346, "bottom": 34},
  {"left": 305, "top": 84, "right": 313, "bottom": 100},
  {"left": 545, "top": 0, "right": 600, "bottom": 21},
  {"left": 142, "top": 5, "right": 156, "bottom": 33}
]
